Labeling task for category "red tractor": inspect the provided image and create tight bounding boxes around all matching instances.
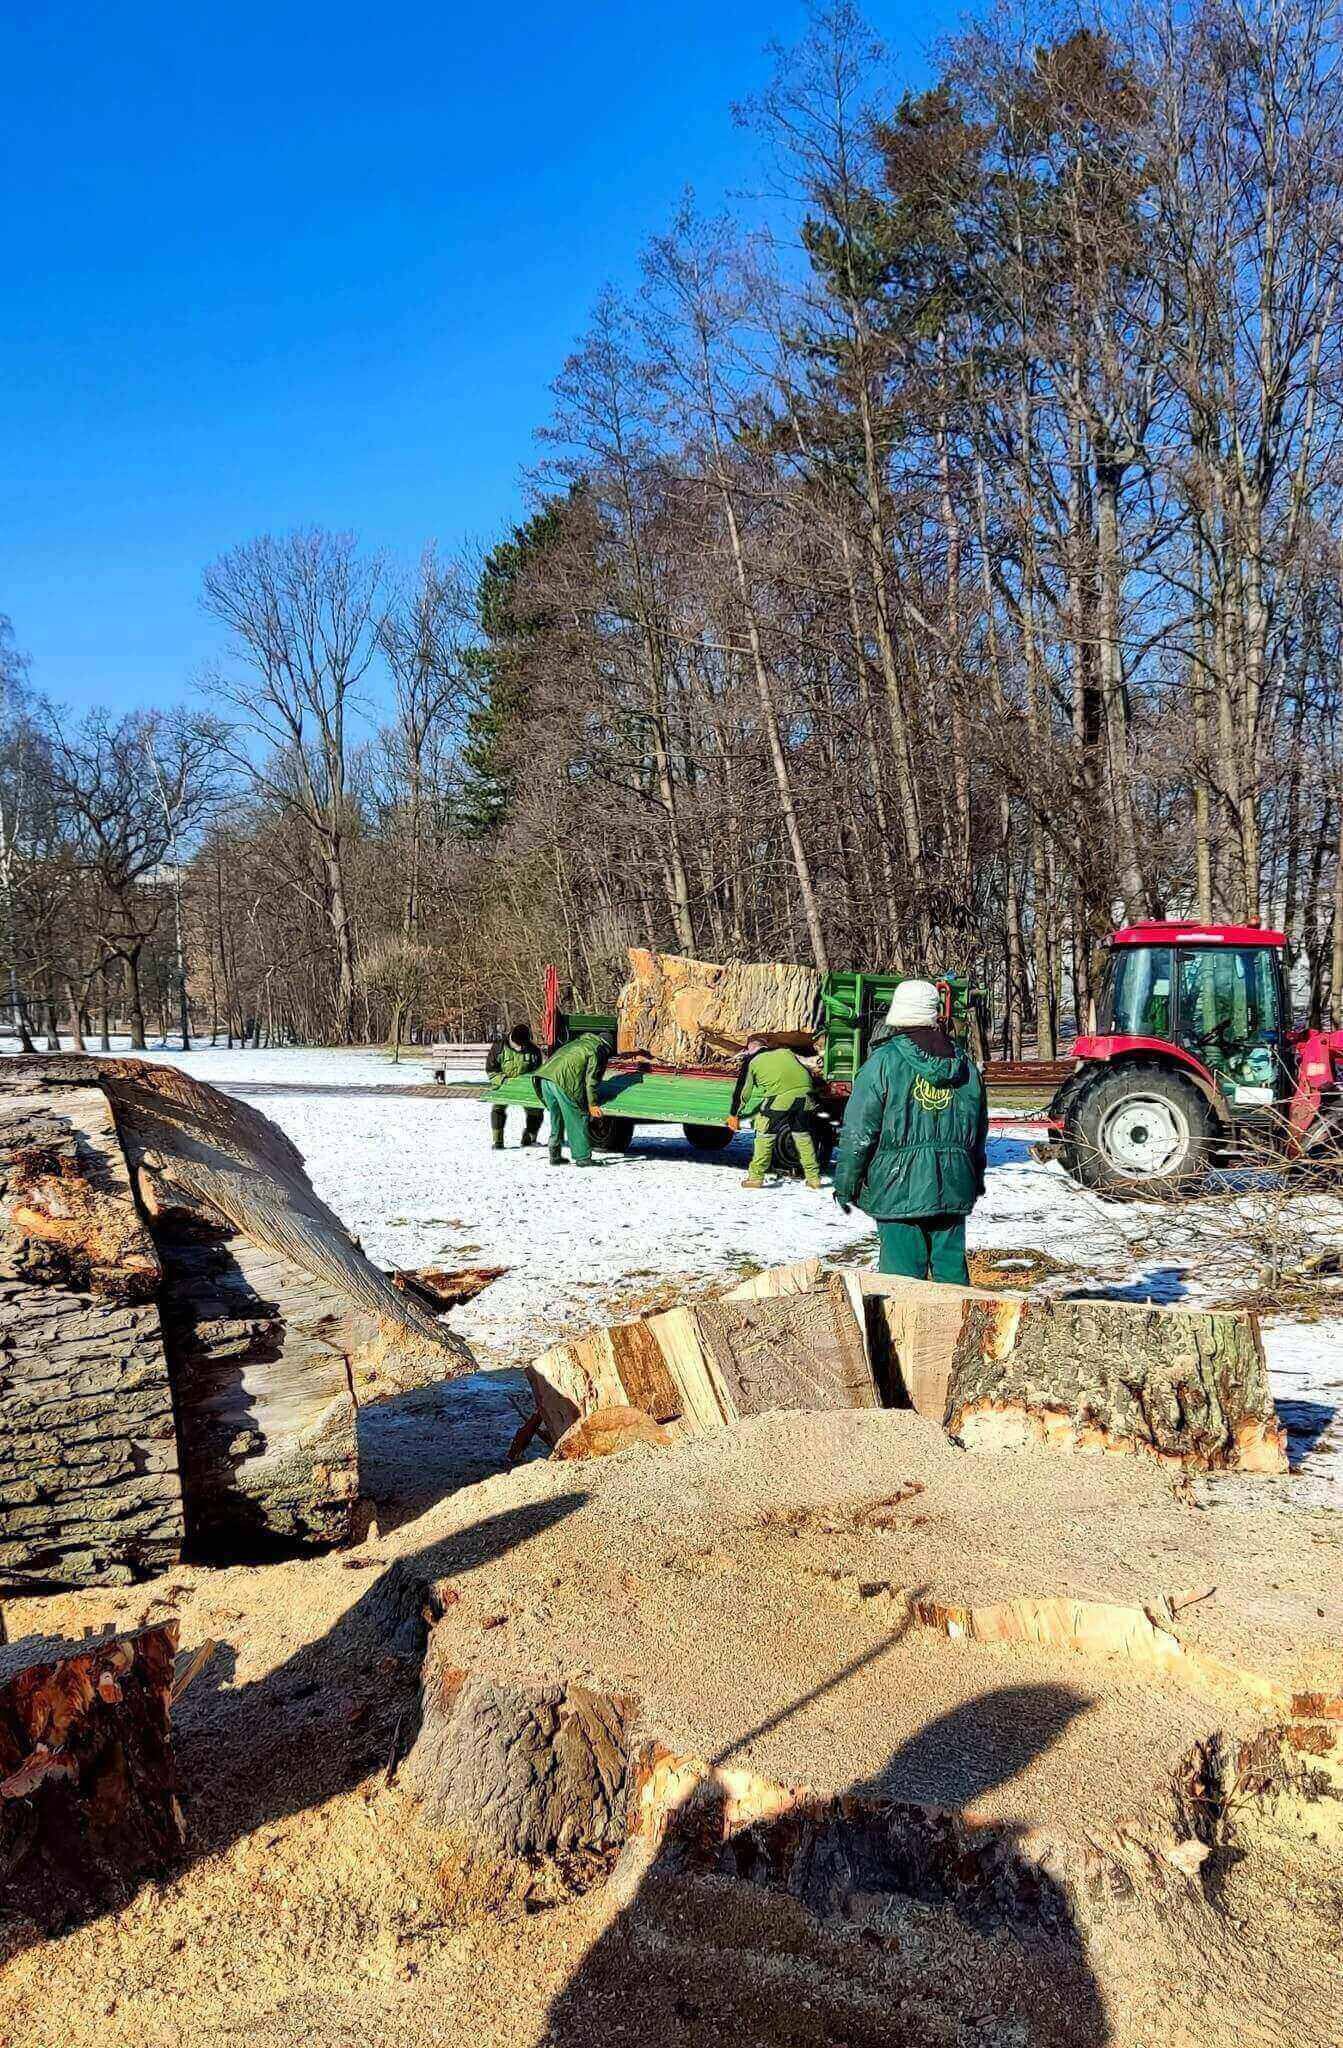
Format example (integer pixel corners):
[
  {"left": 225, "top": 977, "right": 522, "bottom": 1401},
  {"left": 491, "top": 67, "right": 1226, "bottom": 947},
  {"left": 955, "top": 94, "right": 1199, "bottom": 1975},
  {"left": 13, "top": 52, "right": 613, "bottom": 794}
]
[{"left": 1049, "top": 922, "right": 1343, "bottom": 1195}]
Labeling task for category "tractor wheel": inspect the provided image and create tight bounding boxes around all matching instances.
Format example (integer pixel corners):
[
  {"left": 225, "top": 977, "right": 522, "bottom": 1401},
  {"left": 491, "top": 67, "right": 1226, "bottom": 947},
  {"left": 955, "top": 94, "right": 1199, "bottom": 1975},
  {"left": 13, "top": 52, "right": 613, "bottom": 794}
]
[
  {"left": 1070, "top": 1067, "right": 1213, "bottom": 1198},
  {"left": 591, "top": 1114, "right": 635, "bottom": 1153},
  {"left": 774, "top": 1121, "right": 837, "bottom": 1180},
  {"left": 683, "top": 1122, "right": 733, "bottom": 1151}
]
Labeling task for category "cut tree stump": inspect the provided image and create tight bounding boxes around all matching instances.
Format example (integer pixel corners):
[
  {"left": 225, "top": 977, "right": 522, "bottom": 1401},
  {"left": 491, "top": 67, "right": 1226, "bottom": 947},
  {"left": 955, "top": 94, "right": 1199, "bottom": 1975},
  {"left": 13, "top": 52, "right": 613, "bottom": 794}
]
[
  {"left": 0, "top": 1088, "right": 185, "bottom": 1588},
  {"left": 846, "top": 1273, "right": 1286, "bottom": 1472},
  {"left": 616, "top": 950, "right": 823, "bottom": 1066},
  {"left": 0, "top": 1623, "right": 184, "bottom": 1931}
]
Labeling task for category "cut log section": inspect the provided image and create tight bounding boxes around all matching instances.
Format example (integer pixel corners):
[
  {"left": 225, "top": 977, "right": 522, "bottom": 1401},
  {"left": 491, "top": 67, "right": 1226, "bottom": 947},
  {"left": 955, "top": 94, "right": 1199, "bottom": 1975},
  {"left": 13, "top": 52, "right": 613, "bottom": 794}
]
[
  {"left": 526, "top": 1269, "right": 880, "bottom": 1447},
  {"left": 1, "top": 1057, "right": 477, "bottom": 1584},
  {"left": 615, "top": 950, "right": 823, "bottom": 1067},
  {"left": 0, "top": 1623, "right": 184, "bottom": 1932},
  {"left": 529, "top": 1261, "right": 1284, "bottom": 1475},
  {"left": 0, "top": 1088, "right": 185, "bottom": 1588},
  {"left": 155, "top": 1237, "right": 363, "bottom": 1554},
  {"left": 844, "top": 1273, "right": 1286, "bottom": 1472}
]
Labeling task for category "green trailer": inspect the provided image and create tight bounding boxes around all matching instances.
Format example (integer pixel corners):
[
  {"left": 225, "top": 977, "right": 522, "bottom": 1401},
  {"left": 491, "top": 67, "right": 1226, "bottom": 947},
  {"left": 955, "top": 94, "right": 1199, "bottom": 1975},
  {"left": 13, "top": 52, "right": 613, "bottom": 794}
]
[{"left": 486, "top": 966, "right": 985, "bottom": 1171}]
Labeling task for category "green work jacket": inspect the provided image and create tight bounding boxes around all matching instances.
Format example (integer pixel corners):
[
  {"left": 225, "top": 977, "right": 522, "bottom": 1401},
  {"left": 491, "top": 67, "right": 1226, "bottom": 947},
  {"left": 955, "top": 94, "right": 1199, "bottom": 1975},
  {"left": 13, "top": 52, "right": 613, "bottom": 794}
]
[
  {"left": 490, "top": 1040, "right": 541, "bottom": 1081},
  {"left": 534, "top": 1034, "right": 604, "bottom": 1111},
  {"left": 832, "top": 1034, "right": 987, "bottom": 1221},
  {"left": 737, "top": 1046, "right": 815, "bottom": 1119}
]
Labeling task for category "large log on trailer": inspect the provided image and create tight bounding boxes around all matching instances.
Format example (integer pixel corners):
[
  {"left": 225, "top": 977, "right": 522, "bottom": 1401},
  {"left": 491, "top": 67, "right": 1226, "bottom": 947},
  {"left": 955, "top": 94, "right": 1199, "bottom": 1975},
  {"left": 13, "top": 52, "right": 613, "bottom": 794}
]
[
  {"left": 615, "top": 949, "right": 823, "bottom": 1066},
  {"left": 845, "top": 1272, "right": 1286, "bottom": 1472},
  {"left": 0, "top": 1623, "right": 183, "bottom": 1931},
  {"left": 0, "top": 1089, "right": 185, "bottom": 1588},
  {"left": 1, "top": 1057, "right": 474, "bottom": 1581}
]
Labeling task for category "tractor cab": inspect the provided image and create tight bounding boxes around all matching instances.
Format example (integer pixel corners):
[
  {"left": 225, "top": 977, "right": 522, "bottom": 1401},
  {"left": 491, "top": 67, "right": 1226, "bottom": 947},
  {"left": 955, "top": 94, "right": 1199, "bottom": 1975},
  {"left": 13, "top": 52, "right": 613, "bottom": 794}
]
[{"left": 1095, "top": 924, "right": 1292, "bottom": 1114}]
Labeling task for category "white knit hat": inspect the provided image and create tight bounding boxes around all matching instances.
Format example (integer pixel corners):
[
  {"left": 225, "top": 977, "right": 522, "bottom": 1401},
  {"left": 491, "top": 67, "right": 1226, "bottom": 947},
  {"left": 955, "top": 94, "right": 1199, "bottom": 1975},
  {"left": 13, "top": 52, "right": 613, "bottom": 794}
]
[{"left": 886, "top": 979, "right": 941, "bottom": 1028}]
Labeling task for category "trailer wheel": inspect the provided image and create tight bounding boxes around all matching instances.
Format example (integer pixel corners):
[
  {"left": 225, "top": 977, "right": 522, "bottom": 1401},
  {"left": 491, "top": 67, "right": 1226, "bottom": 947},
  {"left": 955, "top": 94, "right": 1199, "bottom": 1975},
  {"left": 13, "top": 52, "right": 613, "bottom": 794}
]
[
  {"left": 1071, "top": 1067, "right": 1213, "bottom": 1197},
  {"left": 774, "top": 1121, "right": 837, "bottom": 1179},
  {"left": 591, "top": 1114, "right": 635, "bottom": 1153},
  {"left": 683, "top": 1123, "right": 734, "bottom": 1151}
]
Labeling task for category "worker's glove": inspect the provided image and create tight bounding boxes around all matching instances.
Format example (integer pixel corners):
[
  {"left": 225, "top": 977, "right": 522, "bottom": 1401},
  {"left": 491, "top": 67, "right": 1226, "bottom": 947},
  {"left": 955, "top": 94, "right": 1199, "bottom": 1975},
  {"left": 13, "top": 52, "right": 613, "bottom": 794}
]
[
  {"left": 726, "top": 1115, "right": 740, "bottom": 1133},
  {"left": 833, "top": 1193, "right": 852, "bottom": 1215}
]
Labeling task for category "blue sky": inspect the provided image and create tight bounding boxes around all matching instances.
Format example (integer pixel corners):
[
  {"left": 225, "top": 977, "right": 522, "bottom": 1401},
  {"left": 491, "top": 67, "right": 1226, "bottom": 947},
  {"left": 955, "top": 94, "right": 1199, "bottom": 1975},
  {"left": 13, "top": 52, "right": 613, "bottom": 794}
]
[{"left": 4, "top": 2, "right": 951, "bottom": 714}]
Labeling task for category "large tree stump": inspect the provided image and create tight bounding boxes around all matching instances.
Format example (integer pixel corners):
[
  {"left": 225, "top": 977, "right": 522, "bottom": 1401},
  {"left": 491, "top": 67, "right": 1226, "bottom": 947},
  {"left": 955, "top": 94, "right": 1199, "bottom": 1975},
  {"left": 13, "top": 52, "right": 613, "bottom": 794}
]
[
  {"left": 0, "top": 1090, "right": 185, "bottom": 1588},
  {"left": 847, "top": 1273, "right": 1285, "bottom": 1472},
  {"left": 615, "top": 950, "right": 823, "bottom": 1066},
  {"left": 0, "top": 1623, "right": 183, "bottom": 1931}
]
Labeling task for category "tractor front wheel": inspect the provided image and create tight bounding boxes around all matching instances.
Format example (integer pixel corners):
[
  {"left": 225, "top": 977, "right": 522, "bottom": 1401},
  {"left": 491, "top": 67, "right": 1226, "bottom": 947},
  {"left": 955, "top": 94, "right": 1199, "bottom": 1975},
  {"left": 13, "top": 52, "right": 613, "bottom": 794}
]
[{"left": 1070, "top": 1067, "right": 1213, "bottom": 1198}]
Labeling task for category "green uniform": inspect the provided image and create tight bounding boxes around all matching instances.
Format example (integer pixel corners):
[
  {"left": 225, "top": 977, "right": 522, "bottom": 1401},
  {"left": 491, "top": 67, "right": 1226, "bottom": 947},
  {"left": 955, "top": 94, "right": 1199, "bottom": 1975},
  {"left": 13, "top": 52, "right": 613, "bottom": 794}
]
[
  {"left": 737, "top": 1047, "right": 821, "bottom": 1187},
  {"left": 832, "top": 1033, "right": 987, "bottom": 1283},
  {"left": 487, "top": 1038, "right": 543, "bottom": 1148},
  {"left": 534, "top": 1034, "right": 605, "bottom": 1165}
]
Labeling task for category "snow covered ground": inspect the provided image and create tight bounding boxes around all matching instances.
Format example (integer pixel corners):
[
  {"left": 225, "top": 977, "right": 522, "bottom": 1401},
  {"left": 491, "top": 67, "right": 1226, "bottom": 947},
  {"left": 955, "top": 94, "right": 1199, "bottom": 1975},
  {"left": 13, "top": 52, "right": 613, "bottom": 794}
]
[
  {"left": 8, "top": 1038, "right": 1341, "bottom": 1505},
  {"left": 0, "top": 1035, "right": 481, "bottom": 1087}
]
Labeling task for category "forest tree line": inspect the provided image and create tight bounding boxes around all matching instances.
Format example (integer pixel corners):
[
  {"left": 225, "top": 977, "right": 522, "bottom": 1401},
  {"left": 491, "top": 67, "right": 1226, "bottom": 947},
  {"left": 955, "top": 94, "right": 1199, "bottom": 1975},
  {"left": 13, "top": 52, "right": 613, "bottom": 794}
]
[{"left": 4, "top": 0, "right": 1343, "bottom": 1057}]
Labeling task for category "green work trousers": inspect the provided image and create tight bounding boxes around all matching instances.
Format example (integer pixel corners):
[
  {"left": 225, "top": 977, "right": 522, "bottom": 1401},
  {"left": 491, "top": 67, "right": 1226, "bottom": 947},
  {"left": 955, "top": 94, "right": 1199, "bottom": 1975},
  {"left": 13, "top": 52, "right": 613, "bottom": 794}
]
[
  {"left": 877, "top": 1215, "right": 969, "bottom": 1285},
  {"left": 539, "top": 1080, "right": 592, "bottom": 1165},
  {"left": 747, "top": 1115, "right": 821, "bottom": 1186},
  {"left": 490, "top": 1103, "right": 543, "bottom": 1148}
]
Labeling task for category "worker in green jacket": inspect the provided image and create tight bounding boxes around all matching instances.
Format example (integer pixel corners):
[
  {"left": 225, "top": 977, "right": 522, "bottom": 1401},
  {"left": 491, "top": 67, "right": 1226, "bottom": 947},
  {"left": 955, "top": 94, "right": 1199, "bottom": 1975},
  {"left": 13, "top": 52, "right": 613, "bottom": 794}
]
[
  {"left": 728, "top": 1037, "right": 823, "bottom": 1190},
  {"left": 486, "top": 1024, "right": 544, "bottom": 1150},
  {"left": 831, "top": 979, "right": 987, "bottom": 1282},
  {"left": 533, "top": 1032, "right": 610, "bottom": 1167}
]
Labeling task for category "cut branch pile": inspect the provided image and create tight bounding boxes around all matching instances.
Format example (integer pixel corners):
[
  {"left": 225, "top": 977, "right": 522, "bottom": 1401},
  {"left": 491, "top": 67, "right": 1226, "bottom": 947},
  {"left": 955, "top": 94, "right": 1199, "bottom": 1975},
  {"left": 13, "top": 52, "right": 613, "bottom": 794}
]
[{"left": 615, "top": 949, "right": 823, "bottom": 1065}]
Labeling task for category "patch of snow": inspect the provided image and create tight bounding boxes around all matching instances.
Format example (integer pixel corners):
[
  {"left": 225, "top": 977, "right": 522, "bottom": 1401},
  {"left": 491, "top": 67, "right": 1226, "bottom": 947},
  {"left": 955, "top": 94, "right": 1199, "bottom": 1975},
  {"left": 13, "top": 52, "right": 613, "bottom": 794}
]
[{"left": 0, "top": 1036, "right": 476, "bottom": 1088}]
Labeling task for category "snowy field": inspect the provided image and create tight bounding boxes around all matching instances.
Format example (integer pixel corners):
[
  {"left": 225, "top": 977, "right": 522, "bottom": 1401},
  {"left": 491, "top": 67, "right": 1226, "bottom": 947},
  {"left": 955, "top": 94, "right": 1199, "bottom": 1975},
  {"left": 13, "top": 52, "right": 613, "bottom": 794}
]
[
  {"left": 7, "top": 1037, "right": 1341, "bottom": 1505},
  {"left": 0, "top": 1036, "right": 481, "bottom": 1088}
]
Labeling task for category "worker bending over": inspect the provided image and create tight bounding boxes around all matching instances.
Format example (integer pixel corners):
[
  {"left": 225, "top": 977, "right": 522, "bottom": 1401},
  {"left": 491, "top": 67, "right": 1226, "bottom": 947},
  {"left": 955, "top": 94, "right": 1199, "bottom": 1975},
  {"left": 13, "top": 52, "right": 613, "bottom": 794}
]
[
  {"left": 534, "top": 1031, "right": 610, "bottom": 1167},
  {"left": 730, "top": 1036, "right": 823, "bottom": 1190},
  {"left": 486, "top": 1023, "right": 544, "bottom": 1150},
  {"left": 832, "top": 979, "right": 987, "bottom": 1281}
]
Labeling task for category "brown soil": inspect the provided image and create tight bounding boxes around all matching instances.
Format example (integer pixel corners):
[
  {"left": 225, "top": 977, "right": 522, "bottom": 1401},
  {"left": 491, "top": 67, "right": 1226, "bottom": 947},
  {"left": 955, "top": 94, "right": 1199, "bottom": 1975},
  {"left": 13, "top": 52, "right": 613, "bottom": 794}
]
[{"left": 1, "top": 1406, "right": 1340, "bottom": 2047}]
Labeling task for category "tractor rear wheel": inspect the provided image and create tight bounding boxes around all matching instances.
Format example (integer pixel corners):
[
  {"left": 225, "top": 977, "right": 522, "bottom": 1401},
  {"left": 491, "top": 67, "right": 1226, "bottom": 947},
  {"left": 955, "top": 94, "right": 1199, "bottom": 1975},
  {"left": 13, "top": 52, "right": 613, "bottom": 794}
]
[
  {"left": 683, "top": 1122, "right": 733, "bottom": 1151},
  {"left": 1070, "top": 1067, "right": 1213, "bottom": 1198}
]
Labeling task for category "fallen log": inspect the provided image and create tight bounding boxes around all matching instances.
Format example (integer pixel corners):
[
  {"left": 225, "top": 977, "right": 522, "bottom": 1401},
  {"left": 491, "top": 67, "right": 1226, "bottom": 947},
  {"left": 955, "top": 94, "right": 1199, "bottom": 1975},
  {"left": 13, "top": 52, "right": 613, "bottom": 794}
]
[
  {"left": 1, "top": 1057, "right": 476, "bottom": 1582},
  {"left": 846, "top": 1273, "right": 1286, "bottom": 1472},
  {"left": 0, "top": 1089, "right": 185, "bottom": 1588},
  {"left": 615, "top": 949, "right": 823, "bottom": 1067},
  {"left": 387, "top": 1264, "right": 507, "bottom": 1314},
  {"left": 0, "top": 1623, "right": 184, "bottom": 1932}
]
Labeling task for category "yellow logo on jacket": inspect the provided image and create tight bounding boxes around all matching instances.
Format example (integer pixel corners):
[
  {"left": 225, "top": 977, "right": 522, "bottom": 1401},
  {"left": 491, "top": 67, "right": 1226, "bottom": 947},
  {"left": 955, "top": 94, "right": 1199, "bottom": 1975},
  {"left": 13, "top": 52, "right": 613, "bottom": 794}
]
[{"left": 912, "top": 1074, "right": 952, "bottom": 1113}]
